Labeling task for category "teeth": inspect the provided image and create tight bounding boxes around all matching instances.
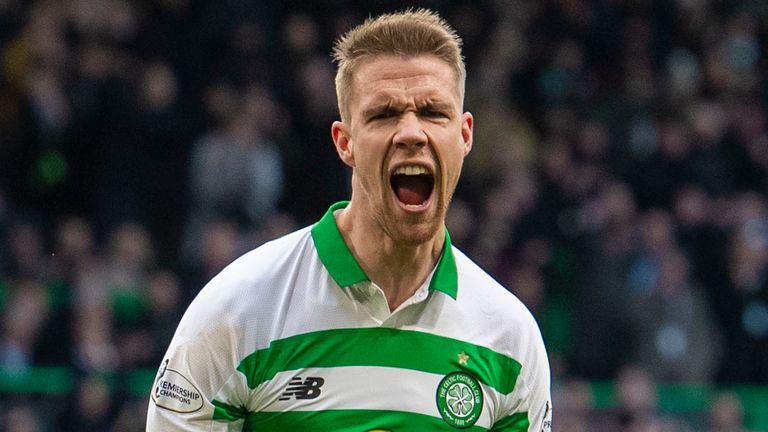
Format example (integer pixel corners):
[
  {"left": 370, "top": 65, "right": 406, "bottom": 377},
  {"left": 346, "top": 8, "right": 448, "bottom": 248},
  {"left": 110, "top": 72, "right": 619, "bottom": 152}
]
[{"left": 393, "top": 165, "right": 429, "bottom": 176}]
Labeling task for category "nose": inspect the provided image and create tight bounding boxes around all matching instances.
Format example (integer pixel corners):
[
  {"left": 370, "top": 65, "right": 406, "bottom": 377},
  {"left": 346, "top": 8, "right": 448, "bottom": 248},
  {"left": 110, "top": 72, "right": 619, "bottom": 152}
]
[{"left": 393, "top": 113, "right": 427, "bottom": 150}]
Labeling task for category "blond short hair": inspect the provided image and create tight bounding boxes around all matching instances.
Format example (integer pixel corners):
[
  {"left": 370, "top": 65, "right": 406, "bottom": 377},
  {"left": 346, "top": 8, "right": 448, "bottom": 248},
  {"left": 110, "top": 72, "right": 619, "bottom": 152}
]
[{"left": 332, "top": 8, "right": 465, "bottom": 123}]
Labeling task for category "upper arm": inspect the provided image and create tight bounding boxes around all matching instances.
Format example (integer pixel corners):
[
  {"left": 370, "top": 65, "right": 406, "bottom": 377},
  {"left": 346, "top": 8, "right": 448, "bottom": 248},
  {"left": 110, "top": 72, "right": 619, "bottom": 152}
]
[
  {"left": 146, "top": 297, "right": 250, "bottom": 431},
  {"left": 491, "top": 314, "right": 552, "bottom": 432},
  {"left": 521, "top": 318, "right": 552, "bottom": 432}
]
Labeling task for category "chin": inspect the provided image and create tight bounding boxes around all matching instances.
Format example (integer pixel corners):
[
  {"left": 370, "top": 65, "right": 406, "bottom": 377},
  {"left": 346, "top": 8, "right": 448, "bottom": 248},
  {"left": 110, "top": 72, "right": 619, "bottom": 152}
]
[{"left": 387, "top": 217, "right": 442, "bottom": 246}]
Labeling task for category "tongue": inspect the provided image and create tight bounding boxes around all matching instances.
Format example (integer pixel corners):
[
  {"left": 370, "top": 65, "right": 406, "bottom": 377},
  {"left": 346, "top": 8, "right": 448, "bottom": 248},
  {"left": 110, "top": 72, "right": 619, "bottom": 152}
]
[{"left": 394, "top": 176, "right": 431, "bottom": 206}]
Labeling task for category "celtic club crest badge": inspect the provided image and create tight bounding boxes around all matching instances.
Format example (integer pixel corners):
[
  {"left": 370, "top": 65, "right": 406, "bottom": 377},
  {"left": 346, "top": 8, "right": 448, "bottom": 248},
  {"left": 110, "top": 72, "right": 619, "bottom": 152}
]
[{"left": 436, "top": 371, "right": 483, "bottom": 428}]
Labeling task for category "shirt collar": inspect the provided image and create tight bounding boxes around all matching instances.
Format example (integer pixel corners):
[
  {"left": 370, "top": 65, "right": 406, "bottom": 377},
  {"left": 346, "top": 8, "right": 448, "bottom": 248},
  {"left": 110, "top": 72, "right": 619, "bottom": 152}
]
[{"left": 311, "top": 201, "right": 458, "bottom": 299}]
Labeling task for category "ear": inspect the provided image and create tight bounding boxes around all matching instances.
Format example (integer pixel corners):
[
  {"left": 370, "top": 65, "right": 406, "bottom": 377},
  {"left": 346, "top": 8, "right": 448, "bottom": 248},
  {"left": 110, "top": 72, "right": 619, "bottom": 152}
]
[
  {"left": 332, "top": 121, "right": 355, "bottom": 167},
  {"left": 461, "top": 112, "right": 473, "bottom": 157}
]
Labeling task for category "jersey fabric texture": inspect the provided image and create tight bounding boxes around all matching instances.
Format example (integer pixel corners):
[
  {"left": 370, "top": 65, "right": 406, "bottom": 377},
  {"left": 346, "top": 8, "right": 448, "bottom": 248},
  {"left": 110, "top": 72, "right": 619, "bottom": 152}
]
[{"left": 146, "top": 201, "right": 552, "bottom": 431}]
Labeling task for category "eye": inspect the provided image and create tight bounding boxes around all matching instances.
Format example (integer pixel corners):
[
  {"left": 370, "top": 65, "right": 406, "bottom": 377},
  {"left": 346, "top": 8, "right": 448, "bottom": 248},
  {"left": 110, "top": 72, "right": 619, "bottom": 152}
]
[
  {"left": 419, "top": 103, "right": 452, "bottom": 119},
  {"left": 421, "top": 109, "right": 449, "bottom": 119},
  {"left": 368, "top": 108, "right": 396, "bottom": 122},
  {"left": 370, "top": 112, "right": 390, "bottom": 121}
]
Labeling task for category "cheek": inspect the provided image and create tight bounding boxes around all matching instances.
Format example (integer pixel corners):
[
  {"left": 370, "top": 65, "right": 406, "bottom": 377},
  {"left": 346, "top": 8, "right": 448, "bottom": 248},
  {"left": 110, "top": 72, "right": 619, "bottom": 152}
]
[
  {"left": 351, "top": 140, "right": 388, "bottom": 189},
  {"left": 355, "top": 133, "right": 390, "bottom": 169},
  {"left": 438, "top": 142, "right": 467, "bottom": 191},
  {"left": 355, "top": 147, "right": 382, "bottom": 176},
  {"left": 442, "top": 140, "right": 467, "bottom": 169}
]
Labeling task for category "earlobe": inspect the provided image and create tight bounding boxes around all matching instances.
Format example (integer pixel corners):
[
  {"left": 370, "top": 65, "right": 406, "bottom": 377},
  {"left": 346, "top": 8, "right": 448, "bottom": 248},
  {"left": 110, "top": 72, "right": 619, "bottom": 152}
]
[
  {"left": 462, "top": 112, "right": 474, "bottom": 156},
  {"left": 332, "top": 121, "right": 355, "bottom": 167}
]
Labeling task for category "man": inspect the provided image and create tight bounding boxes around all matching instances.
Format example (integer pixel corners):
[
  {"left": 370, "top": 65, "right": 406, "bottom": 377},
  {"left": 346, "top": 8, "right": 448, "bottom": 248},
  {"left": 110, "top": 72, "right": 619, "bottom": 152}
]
[{"left": 147, "top": 9, "right": 552, "bottom": 431}]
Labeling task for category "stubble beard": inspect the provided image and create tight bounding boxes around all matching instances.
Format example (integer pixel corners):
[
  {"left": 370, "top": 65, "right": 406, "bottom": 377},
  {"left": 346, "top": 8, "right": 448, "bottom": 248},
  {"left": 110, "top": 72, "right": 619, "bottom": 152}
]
[
  {"left": 354, "top": 169, "right": 453, "bottom": 246},
  {"left": 377, "top": 190, "right": 452, "bottom": 246}
]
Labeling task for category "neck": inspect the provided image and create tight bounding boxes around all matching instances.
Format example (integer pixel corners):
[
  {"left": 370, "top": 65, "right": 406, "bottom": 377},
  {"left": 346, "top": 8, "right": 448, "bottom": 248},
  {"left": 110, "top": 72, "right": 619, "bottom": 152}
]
[{"left": 335, "top": 201, "right": 445, "bottom": 311}]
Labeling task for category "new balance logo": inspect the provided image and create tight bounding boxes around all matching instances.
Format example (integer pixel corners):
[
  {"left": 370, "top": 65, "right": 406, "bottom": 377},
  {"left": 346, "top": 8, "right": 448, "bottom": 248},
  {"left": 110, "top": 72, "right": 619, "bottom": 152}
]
[{"left": 279, "top": 376, "right": 325, "bottom": 401}]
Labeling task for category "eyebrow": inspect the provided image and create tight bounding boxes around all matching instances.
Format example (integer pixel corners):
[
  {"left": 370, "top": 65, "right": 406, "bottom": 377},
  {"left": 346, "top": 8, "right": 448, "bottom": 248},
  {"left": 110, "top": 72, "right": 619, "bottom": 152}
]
[
  {"left": 417, "top": 100, "right": 454, "bottom": 112},
  {"left": 362, "top": 98, "right": 456, "bottom": 120},
  {"left": 362, "top": 102, "right": 398, "bottom": 120}
]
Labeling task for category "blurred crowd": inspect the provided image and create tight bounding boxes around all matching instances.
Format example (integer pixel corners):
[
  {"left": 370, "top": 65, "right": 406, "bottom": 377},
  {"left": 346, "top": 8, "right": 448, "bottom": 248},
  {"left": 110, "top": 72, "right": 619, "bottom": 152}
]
[{"left": 0, "top": 0, "right": 767, "bottom": 430}]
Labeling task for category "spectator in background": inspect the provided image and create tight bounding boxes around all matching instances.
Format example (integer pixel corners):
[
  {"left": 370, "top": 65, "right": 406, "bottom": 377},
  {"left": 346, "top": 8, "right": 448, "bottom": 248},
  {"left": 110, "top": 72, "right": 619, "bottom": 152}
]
[
  {"left": 181, "top": 84, "right": 284, "bottom": 268},
  {"left": 72, "top": 222, "right": 154, "bottom": 371},
  {"left": 626, "top": 210, "right": 722, "bottom": 383},
  {"left": 3, "top": 404, "right": 45, "bottom": 432},
  {"left": 629, "top": 248, "right": 722, "bottom": 382},
  {"left": 133, "top": 60, "right": 194, "bottom": 266},
  {"left": 0, "top": 1, "right": 71, "bottom": 214},
  {"left": 708, "top": 391, "right": 747, "bottom": 432},
  {"left": 717, "top": 192, "right": 768, "bottom": 384},
  {"left": 568, "top": 180, "right": 639, "bottom": 380},
  {"left": 0, "top": 279, "right": 50, "bottom": 373},
  {"left": 599, "top": 364, "right": 693, "bottom": 432},
  {"left": 110, "top": 397, "right": 148, "bottom": 432},
  {"left": 672, "top": 183, "right": 728, "bottom": 305},
  {"left": 34, "top": 216, "right": 95, "bottom": 366},
  {"left": 180, "top": 218, "right": 239, "bottom": 301},
  {"left": 67, "top": 36, "right": 140, "bottom": 231},
  {"left": 50, "top": 217, "right": 96, "bottom": 284},
  {"left": 2, "top": 218, "right": 51, "bottom": 281},
  {"left": 551, "top": 378, "right": 593, "bottom": 432},
  {"left": 60, "top": 374, "right": 112, "bottom": 432},
  {"left": 145, "top": 269, "right": 182, "bottom": 364},
  {"left": 628, "top": 117, "right": 696, "bottom": 209},
  {"left": 276, "top": 13, "right": 351, "bottom": 220}
]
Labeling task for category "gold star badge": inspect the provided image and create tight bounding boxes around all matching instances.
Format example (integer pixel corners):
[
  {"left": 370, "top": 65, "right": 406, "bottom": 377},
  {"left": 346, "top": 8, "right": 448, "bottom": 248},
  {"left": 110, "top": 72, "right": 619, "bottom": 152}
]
[{"left": 457, "top": 351, "right": 469, "bottom": 365}]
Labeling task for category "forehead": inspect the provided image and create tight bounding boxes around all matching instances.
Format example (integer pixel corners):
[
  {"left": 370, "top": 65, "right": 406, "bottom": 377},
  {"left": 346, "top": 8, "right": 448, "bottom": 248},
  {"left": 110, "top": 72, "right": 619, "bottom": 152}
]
[{"left": 351, "top": 55, "right": 460, "bottom": 107}]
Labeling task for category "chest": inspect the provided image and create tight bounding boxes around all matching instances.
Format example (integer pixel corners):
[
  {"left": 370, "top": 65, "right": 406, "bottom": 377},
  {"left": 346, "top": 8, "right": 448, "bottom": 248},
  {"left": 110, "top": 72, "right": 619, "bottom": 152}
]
[{"left": 237, "top": 327, "right": 518, "bottom": 431}]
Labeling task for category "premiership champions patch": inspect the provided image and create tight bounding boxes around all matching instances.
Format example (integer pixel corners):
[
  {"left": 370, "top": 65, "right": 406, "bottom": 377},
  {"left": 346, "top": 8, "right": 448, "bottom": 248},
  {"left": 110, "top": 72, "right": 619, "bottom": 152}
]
[
  {"left": 436, "top": 371, "right": 483, "bottom": 429},
  {"left": 151, "top": 359, "right": 204, "bottom": 413}
]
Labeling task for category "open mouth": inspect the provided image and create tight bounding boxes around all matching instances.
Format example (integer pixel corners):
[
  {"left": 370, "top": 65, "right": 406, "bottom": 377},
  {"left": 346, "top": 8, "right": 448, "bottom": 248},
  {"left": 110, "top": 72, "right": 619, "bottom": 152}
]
[{"left": 390, "top": 165, "right": 435, "bottom": 208}]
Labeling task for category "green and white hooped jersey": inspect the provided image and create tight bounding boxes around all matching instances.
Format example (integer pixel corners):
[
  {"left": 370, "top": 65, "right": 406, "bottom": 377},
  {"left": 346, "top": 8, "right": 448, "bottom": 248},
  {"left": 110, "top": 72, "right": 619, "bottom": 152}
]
[{"left": 147, "top": 202, "right": 552, "bottom": 431}]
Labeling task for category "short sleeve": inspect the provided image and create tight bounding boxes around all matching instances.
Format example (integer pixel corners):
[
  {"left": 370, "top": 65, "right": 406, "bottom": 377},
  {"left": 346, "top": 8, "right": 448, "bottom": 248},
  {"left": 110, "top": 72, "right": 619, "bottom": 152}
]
[
  {"left": 146, "top": 293, "right": 249, "bottom": 431},
  {"left": 523, "top": 321, "right": 552, "bottom": 432},
  {"left": 491, "top": 315, "right": 552, "bottom": 432}
]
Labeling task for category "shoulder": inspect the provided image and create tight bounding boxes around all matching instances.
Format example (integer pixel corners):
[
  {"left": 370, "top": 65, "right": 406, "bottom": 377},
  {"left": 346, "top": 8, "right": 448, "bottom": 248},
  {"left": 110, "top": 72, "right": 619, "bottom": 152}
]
[
  {"left": 207, "top": 226, "right": 314, "bottom": 291},
  {"left": 448, "top": 247, "right": 551, "bottom": 413},
  {"left": 451, "top": 248, "right": 552, "bottom": 415},
  {"left": 449, "top": 246, "right": 548, "bottom": 374},
  {"left": 451, "top": 246, "right": 538, "bottom": 330},
  {"left": 172, "top": 226, "right": 315, "bottom": 344}
]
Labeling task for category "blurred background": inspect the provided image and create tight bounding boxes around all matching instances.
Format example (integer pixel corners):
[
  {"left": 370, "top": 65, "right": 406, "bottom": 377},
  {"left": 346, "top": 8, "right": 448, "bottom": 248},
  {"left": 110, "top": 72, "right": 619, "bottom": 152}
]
[{"left": 0, "top": 0, "right": 767, "bottom": 430}]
